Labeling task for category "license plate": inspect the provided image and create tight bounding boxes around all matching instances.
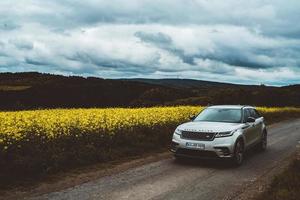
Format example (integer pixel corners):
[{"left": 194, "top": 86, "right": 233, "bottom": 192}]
[{"left": 186, "top": 142, "right": 205, "bottom": 150}]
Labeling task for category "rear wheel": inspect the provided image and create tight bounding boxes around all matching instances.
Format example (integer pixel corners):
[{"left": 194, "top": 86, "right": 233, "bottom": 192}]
[{"left": 232, "top": 139, "right": 244, "bottom": 166}]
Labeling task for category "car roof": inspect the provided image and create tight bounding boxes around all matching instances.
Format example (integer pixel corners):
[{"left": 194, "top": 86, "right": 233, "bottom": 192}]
[{"left": 207, "top": 105, "right": 255, "bottom": 109}]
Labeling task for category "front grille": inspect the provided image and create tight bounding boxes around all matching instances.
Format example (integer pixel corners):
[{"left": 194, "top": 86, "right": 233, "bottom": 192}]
[
  {"left": 176, "top": 148, "right": 217, "bottom": 158},
  {"left": 181, "top": 131, "right": 216, "bottom": 141}
]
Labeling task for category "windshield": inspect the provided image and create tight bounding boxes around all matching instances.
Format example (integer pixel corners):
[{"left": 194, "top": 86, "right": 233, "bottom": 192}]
[{"left": 194, "top": 108, "right": 242, "bottom": 123}]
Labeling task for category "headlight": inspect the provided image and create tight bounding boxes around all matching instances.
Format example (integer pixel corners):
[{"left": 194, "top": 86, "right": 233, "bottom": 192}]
[
  {"left": 215, "top": 129, "right": 238, "bottom": 138},
  {"left": 174, "top": 128, "right": 182, "bottom": 135}
]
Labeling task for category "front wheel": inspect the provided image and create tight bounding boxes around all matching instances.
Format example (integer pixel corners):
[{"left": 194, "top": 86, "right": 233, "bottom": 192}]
[
  {"left": 232, "top": 139, "right": 244, "bottom": 166},
  {"left": 258, "top": 131, "right": 267, "bottom": 151}
]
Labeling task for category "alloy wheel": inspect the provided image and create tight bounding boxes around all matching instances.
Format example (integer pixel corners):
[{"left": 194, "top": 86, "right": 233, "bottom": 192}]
[{"left": 234, "top": 140, "right": 244, "bottom": 165}]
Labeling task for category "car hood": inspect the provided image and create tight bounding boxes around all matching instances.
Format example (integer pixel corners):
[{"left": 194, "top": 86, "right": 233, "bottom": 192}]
[{"left": 177, "top": 121, "right": 243, "bottom": 133}]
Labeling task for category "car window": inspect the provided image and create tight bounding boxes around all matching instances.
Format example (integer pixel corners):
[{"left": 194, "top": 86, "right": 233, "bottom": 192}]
[
  {"left": 254, "top": 109, "right": 261, "bottom": 118},
  {"left": 243, "top": 109, "right": 251, "bottom": 122},
  {"left": 194, "top": 108, "right": 242, "bottom": 123},
  {"left": 249, "top": 108, "right": 260, "bottom": 119}
]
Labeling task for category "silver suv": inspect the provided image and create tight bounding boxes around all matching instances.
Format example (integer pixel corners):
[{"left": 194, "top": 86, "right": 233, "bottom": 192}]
[{"left": 171, "top": 105, "right": 267, "bottom": 165}]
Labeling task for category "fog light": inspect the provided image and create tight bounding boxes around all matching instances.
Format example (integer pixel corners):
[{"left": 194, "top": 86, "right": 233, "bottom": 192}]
[{"left": 214, "top": 147, "right": 230, "bottom": 156}]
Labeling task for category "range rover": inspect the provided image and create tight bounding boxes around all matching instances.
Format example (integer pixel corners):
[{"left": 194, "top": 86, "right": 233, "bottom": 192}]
[{"left": 171, "top": 105, "right": 267, "bottom": 165}]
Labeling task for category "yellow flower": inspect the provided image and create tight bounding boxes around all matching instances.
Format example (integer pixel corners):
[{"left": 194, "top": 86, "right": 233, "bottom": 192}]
[{"left": 0, "top": 106, "right": 299, "bottom": 150}]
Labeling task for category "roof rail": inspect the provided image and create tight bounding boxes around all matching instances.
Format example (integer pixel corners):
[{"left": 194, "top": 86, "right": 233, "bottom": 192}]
[{"left": 241, "top": 105, "right": 253, "bottom": 108}]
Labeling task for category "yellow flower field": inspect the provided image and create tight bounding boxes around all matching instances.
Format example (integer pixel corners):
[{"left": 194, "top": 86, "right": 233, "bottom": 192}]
[
  {"left": 0, "top": 106, "right": 300, "bottom": 184},
  {"left": 0, "top": 106, "right": 300, "bottom": 148},
  {"left": 0, "top": 106, "right": 201, "bottom": 145}
]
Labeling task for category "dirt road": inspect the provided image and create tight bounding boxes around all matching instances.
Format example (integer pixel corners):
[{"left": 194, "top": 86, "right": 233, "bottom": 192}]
[{"left": 29, "top": 119, "right": 300, "bottom": 200}]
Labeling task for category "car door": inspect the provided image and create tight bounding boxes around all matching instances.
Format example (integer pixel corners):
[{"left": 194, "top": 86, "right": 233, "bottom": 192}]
[
  {"left": 242, "top": 108, "right": 256, "bottom": 147},
  {"left": 250, "top": 108, "right": 263, "bottom": 143}
]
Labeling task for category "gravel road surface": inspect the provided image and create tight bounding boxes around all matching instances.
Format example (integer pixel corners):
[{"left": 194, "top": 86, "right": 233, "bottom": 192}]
[{"left": 30, "top": 119, "right": 300, "bottom": 200}]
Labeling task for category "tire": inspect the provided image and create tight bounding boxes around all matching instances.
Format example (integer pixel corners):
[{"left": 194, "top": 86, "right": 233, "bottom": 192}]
[
  {"left": 232, "top": 139, "right": 244, "bottom": 166},
  {"left": 258, "top": 130, "right": 267, "bottom": 152}
]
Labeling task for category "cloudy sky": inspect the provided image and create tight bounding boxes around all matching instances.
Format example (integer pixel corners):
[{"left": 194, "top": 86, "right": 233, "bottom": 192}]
[{"left": 0, "top": 0, "right": 300, "bottom": 85}]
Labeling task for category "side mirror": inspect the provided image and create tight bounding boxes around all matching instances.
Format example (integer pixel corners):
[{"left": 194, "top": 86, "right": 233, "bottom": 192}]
[
  {"left": 246, "top": 117, "right": 256, "bottom": 123},
  {"left": 189, "top": 115, "right": 196, "bottom": 121}
]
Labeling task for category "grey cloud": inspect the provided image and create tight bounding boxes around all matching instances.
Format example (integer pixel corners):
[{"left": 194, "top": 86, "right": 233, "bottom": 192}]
[
  {"left": 0, "top": 0, "right": 299, "bottom": 85},
  {"left": 10, "top": 39, "right": 34, "bottom": 50},
  {"left": 25, "top": 57, "right": 49, "bottom": 66},
  {"left": 65, "top": 51, "right": 156, "bottom": 74},
  {"left": 135, "top": 32, "right": 172, "bottom": 45},
  {"left": 0, "top": 52, "right": 8, "bottom": 58},
  {"left": 135, "top": 31, "right": 196, "bottom": 65},
  {"left": 134, "top": 31, "right": 273, "bottom": 69},
  {"left": 1, "top": 0, "right": 298, "bottom": 38},
  {"left": 0, "top": 21, "right": 20, "bottom": 31},
  {"left": 0, "top": 42, "right": 7, "bottom": 57},
  {"left": 203, "top": 49, "right": 272, "bottom": 69}
]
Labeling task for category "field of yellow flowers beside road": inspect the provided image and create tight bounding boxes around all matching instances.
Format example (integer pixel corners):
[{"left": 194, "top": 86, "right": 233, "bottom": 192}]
[
  {"left": 0, "top": 106, "right": 201, "bottom": 147},
  {"left": 0, "top": 106, "right": 300, "bottom": 187}
]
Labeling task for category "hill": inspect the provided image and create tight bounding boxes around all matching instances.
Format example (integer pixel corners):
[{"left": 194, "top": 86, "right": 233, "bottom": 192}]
[
  {"left": 121, "top": 78, "right": 239, "bottom": 89},
  {"left": 0, "top": 72, "right": 299, "bottom": 110}
]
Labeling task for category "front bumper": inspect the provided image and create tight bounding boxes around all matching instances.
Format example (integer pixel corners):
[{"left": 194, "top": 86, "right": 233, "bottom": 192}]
[{"left": 171, "top": 133, "right": 236, "bottom": 158}]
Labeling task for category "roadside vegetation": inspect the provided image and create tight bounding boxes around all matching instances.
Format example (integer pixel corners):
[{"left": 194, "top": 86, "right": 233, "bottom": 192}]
[
  {"left": 256, "top": 156, "right": 300, "bottom": 200},
  {"left": 0, "top": 106, "right": 300, "bottom": 188}
]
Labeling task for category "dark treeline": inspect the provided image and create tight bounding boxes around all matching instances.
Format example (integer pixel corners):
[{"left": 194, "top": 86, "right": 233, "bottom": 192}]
[{"left": 0, "top": 72, "right": 299, "bottom": 110}]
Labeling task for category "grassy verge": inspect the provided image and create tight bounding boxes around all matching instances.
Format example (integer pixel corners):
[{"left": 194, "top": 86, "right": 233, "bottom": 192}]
[
  {"left": 256, "top": 155, "right": 300, "bottom": 200},
  {"left": 0, "top": 106, "right": 300, "bottom": 188}
]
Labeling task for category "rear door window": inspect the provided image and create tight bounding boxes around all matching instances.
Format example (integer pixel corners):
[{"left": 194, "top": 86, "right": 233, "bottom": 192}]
[
  {"left": 254, "top": 109, "right": 261, "bottom": 118},
  {"left": 249, "top": 109, "right": 260, "bottom": 119}
]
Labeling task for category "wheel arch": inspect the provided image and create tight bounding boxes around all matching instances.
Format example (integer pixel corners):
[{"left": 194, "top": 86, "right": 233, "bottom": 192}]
[
  {"left": 234, "top": 135, "right": 245, "bottom": 150},
  {"left": 236, "top": 135, "right": 245, "bottom": 145}
]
